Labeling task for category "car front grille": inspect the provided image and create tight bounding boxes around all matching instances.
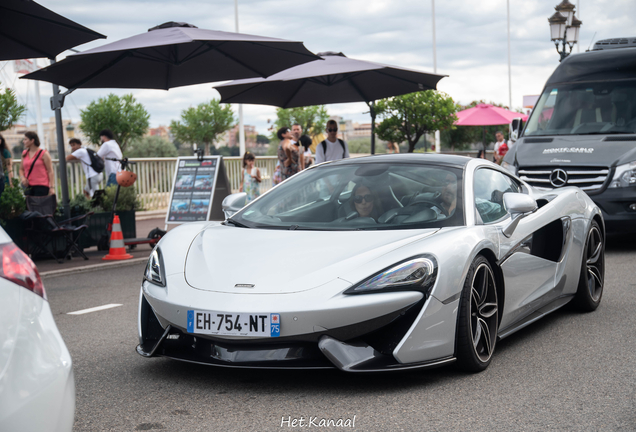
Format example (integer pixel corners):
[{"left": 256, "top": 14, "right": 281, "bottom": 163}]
[{"left": 518, "top": 166, "right": 610, "bottom": 192}]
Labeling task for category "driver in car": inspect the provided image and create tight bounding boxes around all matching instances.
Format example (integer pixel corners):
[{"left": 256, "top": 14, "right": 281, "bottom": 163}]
[{"left": 350, "top": 183, "right": 384, "bottom": 221}]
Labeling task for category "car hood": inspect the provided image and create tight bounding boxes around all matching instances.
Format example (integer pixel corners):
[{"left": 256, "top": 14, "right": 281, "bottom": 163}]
[
  {"left": 184, "top": 225, "right": 439, "bottom": 294},
  {"left": 513, "top": 135, "right": 636, "bottom": 167}
]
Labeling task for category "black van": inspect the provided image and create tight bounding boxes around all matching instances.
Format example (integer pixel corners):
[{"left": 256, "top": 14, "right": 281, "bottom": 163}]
[{"left": 503, "top": 38, "right": 636, "bottom": 234}]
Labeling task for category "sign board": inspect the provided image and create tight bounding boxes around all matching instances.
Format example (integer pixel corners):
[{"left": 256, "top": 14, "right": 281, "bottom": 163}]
[{"left": 165, "top": 156, "right": 231, "bottom": 224}]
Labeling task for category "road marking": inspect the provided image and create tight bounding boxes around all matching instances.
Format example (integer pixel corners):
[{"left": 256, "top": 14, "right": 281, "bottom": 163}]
[{"left": 67, "top": 304, "right": 123, "bottom": 315}]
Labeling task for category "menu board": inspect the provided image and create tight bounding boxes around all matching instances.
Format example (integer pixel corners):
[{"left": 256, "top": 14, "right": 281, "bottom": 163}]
[{"left": 166, "top": 156, "right": 231, "bottom": 224}]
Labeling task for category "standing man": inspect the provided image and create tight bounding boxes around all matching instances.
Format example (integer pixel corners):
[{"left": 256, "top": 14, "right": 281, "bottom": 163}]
[
  {"left": 290, "top": 123, "right": 306, "bottom": 170},
  {"left": 66, "top": 138, "right": 104, "bottom": 198},
  {"left": 315, "top": 120, "right": 350, "bottom": 164},
  {"left": 97, "top": 129, "right": 123, "bottom": 187}
]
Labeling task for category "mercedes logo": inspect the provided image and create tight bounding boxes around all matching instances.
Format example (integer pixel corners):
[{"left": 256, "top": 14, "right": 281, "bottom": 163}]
[{"left": 550, "top": 169, "right": 568, "bottom": 187}]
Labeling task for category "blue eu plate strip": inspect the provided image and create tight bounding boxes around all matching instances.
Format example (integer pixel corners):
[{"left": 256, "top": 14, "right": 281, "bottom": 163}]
[
  {"left": 187, "top": 310, "right": 194, "bottom": 333},
  {"left": 270, "top": 313, "right": 280, "bottom": 337}
]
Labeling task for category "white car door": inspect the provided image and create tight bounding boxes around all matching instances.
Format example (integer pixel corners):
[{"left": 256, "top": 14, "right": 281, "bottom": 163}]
[{"left": 473, "top": 168, "right": 559, "bottom": 332}]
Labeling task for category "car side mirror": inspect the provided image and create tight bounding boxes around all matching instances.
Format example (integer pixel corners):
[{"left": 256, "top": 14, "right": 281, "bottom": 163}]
[
  {"left": 222, "top": 192, "right": 247, "bottom": 219},
  {"left": 509, "top": 117, "right": 523, "bottom": 142},
  {"left": 502, "top": 193, "right": 537, "bottom": 237}
]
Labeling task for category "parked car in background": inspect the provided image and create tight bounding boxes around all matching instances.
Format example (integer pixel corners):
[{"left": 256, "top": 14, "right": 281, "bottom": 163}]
[
  {"left": 503, "top": 37, "right": 636, "bottom": 234},
  {"left": 0, "top": 228, "right": 75, "bottom": 432}
]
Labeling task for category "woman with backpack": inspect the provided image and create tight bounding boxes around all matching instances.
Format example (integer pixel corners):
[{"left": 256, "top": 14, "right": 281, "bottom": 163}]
[{"left": 19, "top": 131, "right": 55, "bottom": 197}]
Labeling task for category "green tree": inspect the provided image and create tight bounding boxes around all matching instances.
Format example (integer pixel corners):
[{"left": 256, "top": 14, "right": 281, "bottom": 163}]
[
  {"left": 170, "top": 100, "right": 235, "bottom": 155},
  {"left": 126, "top": 136, "right": 178, "bottom": 158},
  {"left": 79, "top": 94, "right": 150, "bottom": 152},
  {"left": 270, "top": 106, "right": 329, "bottom": 142},
  {"left": 256, "top": 134, "right": 270, "bottom": 144},
  {"left": 0, "top": 82, "right": 26, "bottom": 131},
  {"left": 375, "top": 90, "right": 457, "bottom": 153}
]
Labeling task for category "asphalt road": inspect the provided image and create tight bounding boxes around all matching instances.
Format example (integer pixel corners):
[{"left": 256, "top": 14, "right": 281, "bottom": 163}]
[{"left": 43, "top": 239, "right": 636, "bottom": 432}]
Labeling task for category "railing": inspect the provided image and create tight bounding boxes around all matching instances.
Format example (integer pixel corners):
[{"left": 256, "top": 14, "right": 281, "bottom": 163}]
[
  {"left": 10, "top": 151, "right": 491, "bottom": 211},
  {"left": 10, "top": 156, "right": 280, "bottom": 211}
]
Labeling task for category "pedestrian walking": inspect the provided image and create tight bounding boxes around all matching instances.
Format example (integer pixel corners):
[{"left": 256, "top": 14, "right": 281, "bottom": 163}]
[
  {"left": 0, "top": 133, "right": 13, "bottom": 195},
  {"left": 19, "top": 131, "right": 55, "bottom": 197},
  {"left": 240, "top": 152, "right": 261, "bottom": 202},
  {"left": 66, "top": 138, "right": 104, "bottom": 198},
  {"left": 97, "top": 129, "right": 123, "bottom": 187},
  {"left": 315, "top": 120, "right": 349, "bottom": 163},
  {"left": 277, "top": 127, "right": 300, "bottom": 180}
]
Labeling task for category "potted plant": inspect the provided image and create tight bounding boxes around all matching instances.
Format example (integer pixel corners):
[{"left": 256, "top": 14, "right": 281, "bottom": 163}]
[
  {"left": 83, "top": 185, "right": 140, "bottom": 250},
  {"left": 0, "top": 178, "right": 27, "bottom": 250}
]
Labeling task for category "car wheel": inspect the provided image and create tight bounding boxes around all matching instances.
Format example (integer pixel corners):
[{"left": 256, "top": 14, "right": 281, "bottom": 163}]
[
  {"left": 573, "top": 220, "right": 604, "bottom": 312},
  {"left": 456, "top": 255, "right": 499, "bottom": 372}
]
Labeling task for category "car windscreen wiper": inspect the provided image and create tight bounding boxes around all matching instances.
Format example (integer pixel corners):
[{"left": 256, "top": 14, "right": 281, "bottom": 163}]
[
  {"left": 225, "top": 218, "right": 250, "bottom": 228},
  {"left": 575, "top": 131, "right": 636, "bottom": 135}
]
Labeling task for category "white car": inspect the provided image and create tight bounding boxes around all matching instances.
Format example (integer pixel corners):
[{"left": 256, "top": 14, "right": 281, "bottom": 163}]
[
  {"left": 0, "top": 228, "right": 75, "bottom": 431},
  {"left": 138, "top": 155, "right": 604, "bottom": 373}
]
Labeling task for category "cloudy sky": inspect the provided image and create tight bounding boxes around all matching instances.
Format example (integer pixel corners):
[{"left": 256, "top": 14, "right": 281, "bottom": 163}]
[{"left": 2, "top": 0, "right": 635, "bottom": 136}]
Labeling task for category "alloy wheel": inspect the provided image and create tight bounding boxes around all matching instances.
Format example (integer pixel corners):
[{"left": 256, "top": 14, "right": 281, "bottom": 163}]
[
  {"left": 470, "top": 263, "right": 499, "bottom": 363},
  {"left": 585, "top": 226, "right": 604, "bottom": 302}
]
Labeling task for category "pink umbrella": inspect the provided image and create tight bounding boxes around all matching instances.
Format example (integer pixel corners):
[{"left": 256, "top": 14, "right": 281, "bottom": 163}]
[
  {"left": 455, "top": 103, "right": 527, "bottom": 126},
  {"left": 454, "top": 103, "right": 527, "bottom": 153}
]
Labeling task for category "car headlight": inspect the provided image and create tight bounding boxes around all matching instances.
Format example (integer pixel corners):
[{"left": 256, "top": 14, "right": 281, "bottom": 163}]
[
  {"left": 345, "top": 255, "right": 438, "bottom": 295},
  {"left": 144, "top": 248, "right": 166, "bottom": 287},
  {"left": 609, "top": 161, "right": 636, "bottom": 188},
  {"left": 501, "top": 161, "right": 516, "bottom": 175}
]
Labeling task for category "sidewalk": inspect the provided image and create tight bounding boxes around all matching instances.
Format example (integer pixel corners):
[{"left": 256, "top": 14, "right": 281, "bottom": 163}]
[{"left": 37, "top": 212, "right": 172, "bottom": 277}]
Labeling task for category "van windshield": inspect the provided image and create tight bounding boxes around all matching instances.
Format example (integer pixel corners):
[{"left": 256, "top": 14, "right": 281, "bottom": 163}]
[{"left": 525, "top": 80, "right": 636, "bottom": 136}]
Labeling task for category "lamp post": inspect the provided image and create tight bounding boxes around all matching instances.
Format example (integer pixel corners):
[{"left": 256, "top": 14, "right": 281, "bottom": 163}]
[{"left": 549, "top": 0, "right": 582, "bottom": 61}]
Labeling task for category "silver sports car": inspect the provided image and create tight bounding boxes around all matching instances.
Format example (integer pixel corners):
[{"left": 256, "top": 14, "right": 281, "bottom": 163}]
[{"left": 138, "top": 154, "right": 604, "bottom": 373}]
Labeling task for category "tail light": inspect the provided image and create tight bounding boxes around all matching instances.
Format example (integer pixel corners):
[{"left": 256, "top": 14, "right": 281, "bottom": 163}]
[{"left": 0, "top": 242, "right": 46, "bottom": 299}]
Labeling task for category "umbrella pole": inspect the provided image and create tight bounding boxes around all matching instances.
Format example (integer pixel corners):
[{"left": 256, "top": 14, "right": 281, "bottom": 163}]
[
  {"left": 482, "top": 126, "right": 486, "bottom": 155},
  {"left": 50, "top": 59, "right": 71, "bottom": 219},
  {"left": 369, "top": 101, "right": 376, "bottom": 155}
]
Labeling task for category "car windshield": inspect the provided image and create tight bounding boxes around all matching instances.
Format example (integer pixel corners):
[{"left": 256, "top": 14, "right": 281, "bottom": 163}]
[
  {"left": 230, "top": 162, "right": 464, "bottom": 230},
  {"left": 524, "top": 80, "right": 636, "bottom": 136}
]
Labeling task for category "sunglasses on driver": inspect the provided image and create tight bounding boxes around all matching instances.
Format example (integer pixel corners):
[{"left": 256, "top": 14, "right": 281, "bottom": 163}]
[{"left": 353, "top": 194, "right": 373, "bottom": 204}]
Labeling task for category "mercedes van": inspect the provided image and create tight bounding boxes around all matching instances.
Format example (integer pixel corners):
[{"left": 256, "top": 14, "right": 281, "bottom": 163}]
[{"left": 503, "top": 37, "right": 636, "bottom": 234}]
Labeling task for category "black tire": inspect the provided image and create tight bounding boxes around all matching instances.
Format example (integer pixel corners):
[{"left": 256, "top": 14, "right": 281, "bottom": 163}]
[
  {"left": 455, "top": 255, "right": 499, "bottom": 372},
  {"left": 573, "top": 220, "right": 604, "bottom": 312}
]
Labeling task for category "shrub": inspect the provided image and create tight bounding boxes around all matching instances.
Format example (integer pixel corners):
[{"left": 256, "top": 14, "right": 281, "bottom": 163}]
[
  {"left": 0, "top": 178, "right": 26, "bottom": 224},
  {"left": 100, "top": 184, "right": 141, "bottom": 212}
]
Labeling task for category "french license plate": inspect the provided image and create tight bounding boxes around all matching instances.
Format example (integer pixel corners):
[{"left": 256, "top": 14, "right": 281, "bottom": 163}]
[{"left": 186, "top": 310, "right": 280, "bottom": 337}]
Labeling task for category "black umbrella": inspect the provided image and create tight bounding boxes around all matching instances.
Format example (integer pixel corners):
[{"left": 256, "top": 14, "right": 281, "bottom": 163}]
[
  {"left": 22, "top": 21, "right": 319, "bottom": 218},
  {"left": 1, "top": 0, "right": 105, "bottom": 220},
  {"left": 214, "top": 52, "right": 446, "bottom": 153},
  {"left": 0, "top": 0, "right": 105, "bottom": 61},
  {"left": 23, "top": 22, "right": 320, "bottom": 90}
]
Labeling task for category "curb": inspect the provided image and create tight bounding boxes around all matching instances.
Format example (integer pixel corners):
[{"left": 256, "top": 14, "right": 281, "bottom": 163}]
[{"left": 40, "top": 257, "right": 148, "bottom": 279}]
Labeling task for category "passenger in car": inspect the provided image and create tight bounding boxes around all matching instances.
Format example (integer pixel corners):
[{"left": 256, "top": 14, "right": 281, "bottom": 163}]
[
  {"left": 436, "top": 172, "right": 457, "bottom": 217},
  {"left": 349, "top": 183, "right": 384, "bottom": 221}
]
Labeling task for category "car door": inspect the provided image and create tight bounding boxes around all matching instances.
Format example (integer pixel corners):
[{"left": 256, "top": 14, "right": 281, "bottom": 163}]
[{"left": 473, "top": 168, "right": 559, "bottom": 332}]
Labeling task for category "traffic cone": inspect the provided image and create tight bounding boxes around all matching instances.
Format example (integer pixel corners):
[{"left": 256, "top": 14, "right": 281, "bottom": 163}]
[{"left": 102, "top": 215, "right": 133, "bottom": 260}]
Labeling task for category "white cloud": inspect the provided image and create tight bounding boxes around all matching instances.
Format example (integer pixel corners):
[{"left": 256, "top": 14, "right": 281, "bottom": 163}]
[{"left": 2, "top": 0, "right": 635, "bottom": 136}]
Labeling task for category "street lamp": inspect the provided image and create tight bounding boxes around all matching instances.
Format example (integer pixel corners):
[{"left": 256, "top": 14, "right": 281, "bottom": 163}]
[{"left": 549, "top": 0, "right": 582, "bottom": 61}]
